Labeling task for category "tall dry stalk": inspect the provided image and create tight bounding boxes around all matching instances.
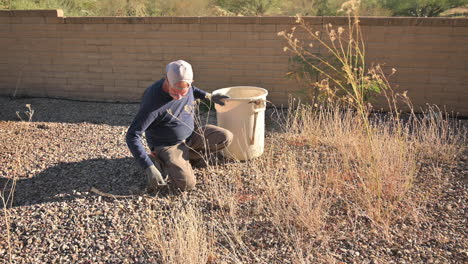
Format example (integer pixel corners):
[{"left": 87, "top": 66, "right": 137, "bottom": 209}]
[
  {"left": 1, "top": 147, "right": 20, "bottom": 263},
  {"left": 279, "top": 0, "right": 397, "bottom": 140},
  {"left": 1, "top": 184, "right": 15, "bottom": 263}
]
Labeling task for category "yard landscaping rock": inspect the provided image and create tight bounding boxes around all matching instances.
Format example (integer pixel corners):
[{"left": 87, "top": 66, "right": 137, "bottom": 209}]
[{"left": 0, "top": 96, "right": 466, "bottom": 263}]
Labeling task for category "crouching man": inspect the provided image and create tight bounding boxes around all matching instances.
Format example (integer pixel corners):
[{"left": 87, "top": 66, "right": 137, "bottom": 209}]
[{"left": 126, "top": 60, "right": 232, "bottom": 191}]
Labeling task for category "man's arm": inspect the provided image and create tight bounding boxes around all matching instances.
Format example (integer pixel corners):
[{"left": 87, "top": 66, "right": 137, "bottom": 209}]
[
  {"left": 192, "top": 86, "right": 208, "bottom": 100},
  {"left": 126, "top": 107, "right": 158, "bottom": 169},
  {"left": 193, "top": 86, "right": 229, "bottom": 106}
]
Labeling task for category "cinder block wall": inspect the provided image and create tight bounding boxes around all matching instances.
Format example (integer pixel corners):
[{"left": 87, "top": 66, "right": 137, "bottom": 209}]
[{"left": 0, "top": 10, "right": 467, "bottom": 114}]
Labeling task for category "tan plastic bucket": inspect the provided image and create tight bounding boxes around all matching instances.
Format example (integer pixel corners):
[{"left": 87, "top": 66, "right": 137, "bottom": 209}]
[{"left": 213, "top": 86, "right": 268, "bottom": 161}]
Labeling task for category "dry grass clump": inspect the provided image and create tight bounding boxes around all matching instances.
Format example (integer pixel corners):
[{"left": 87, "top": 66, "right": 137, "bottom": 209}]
[
  {"left": 411, "top": 106, "right": 466, "bottom": 163},
  {"left": 253, "top": 105, "right": 416, "bottom": 233},
  {"left": 1, "top": 141, "right": 22, "bottom": 264},
  {"left": 144, "top": 200, "right": 212, "bottom": 264},
  {"left": 1, "top": 178, "right": 16, "bottom": 264}
]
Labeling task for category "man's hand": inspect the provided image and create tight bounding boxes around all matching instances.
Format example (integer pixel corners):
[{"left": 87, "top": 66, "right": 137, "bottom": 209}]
[
  {"left": 145, "top": 165, "right": 167, "bottom": 191},
  {"left": 207, "top": 93, "right": 230, "bottom": 106}
]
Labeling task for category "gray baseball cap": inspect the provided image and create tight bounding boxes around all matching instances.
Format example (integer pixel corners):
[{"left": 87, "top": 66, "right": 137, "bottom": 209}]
[{"left": 165, "top": 60, "right": 193, "bottom": 87}]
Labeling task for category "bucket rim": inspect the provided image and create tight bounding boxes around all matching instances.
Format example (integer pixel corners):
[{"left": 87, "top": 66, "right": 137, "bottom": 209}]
[{"left": 212, "top": 86, "right": 268, "bottom": 101}]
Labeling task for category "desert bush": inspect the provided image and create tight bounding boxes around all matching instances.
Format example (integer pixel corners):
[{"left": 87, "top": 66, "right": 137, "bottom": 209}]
[
  {"left": 382, "top": 0, "right": 467, "bottom": 17},
  {"left": 280, "top": 0, "right": 394, "bottom": 140},
  {"left": 4, "top": 0, "right": 97, "bottom": 16},
  {"left": 215, "top": 0, "right": 280, "bottom": 15}
]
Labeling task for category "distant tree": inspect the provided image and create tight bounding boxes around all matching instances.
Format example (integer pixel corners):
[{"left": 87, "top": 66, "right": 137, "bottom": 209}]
[
  {"left": 382, "top": 0, "right": 468, "bottom": 17},
  {"left": 96, "top": 0, "right": 148, "bottom": 16},
  {"left": 147, "top": 0, "right": 216, "bottom": 16},
  {"left": 2, "top": 0, "right": 98, "bottom": 16},
  {"left": 278, "top": 0, "right": 392, "bottom": 17},
  {"left": 279, "top": 0, "right": 332, "bottom": 16},
  {"left": 0, "top": 0, "right": 9, "bottom": 9},
  {"left": 357, "top": 0, "right": 393, "bottom": 16},
  {"left": 215, "top": 0, "right": 280, "bottom": 15}
]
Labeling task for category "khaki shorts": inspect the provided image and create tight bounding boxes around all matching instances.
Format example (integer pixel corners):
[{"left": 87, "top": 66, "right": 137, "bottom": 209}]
[{"left": 151, "top": 125, "right": 233, "bottom": 191}]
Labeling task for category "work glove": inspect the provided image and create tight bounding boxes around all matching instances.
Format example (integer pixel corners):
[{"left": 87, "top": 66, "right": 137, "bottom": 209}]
[
  {"left": 206, "top": 93, "right": 230, "bottom": 106},
  {"left": 145, "top": 164, "right": 167, "bottom": 191}
]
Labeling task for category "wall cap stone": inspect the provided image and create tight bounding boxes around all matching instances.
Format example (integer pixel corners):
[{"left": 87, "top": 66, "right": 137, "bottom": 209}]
[
  {"left": 0, "top": 9, "right": 63, "bottom": 17},
  {"left": 1, "top": 10, "right": 467, "bottom": 27}
]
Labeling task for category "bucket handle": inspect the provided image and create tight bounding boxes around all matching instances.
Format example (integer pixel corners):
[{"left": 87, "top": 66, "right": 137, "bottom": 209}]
[{"left": 248, "top": 99, "right": 266, "bottom": 145}]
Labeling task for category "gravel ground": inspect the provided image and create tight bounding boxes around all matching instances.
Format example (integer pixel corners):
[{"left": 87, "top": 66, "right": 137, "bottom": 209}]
[{"left": 0, "top": 96, "right": 466, "bottom": 263}]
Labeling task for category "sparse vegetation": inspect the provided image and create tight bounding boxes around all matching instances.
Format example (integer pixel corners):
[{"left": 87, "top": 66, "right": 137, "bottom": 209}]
[
  {"left": 136, "top": 1, "right": 467, "bottom": 261},
  {"left": 137, "top": 97, "right": 465, "bottom": 262},
  {"left": 1, "top": 177, "right": 16, "bottom": 264},
  {"left": 0, "top": 93, "right": 466, "bottom": 263},
  {"left": 15, "top": 104, "right": 34, "bottom": 122},
  {"left": 1, "top": 0, "right": 466, "bottom": 16},
  {"left": 382, "top": 0, "right": 468, "bottom": 17}
]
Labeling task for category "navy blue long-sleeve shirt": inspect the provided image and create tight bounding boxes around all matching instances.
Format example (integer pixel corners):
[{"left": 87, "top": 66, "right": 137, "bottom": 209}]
[{"left": 126, "top": 78, "right": 208, "bottom": 169}]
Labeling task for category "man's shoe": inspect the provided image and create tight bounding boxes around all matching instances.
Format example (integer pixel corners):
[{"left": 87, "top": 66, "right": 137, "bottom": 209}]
[{"left": 189, "top": 158, "right": 208, "bottom": 168}]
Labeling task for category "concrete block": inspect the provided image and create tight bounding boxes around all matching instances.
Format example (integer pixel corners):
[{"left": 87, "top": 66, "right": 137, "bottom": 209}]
[
  {"left": 259, "top": 16, "right": 294, "bottom": 24},
  {"left": 159, "top": 24, "right": 189, "bottom": 32},
  {"left": 202, "top": 31, "right": 230, "bottom": 40},
  {"left": 230, "top": 31, "right": 260, "bottom": 40},
  {"left": 189, "top": 24, "right": 217, "bottom": 32},
  {"left": 145, "top": 17, "right": 172, "bottom": 24},
  {"left": 200, "top": 17, "right": 229, "bottom": 24},
  {"left": 217, "top": 24, "right": 247, "bottom": 32},
  {"left": 172, "top": 17, "right": 200, "bottom": 24},
  {"left": 21, "top": 17, "right": 46, "bottom": 24}
]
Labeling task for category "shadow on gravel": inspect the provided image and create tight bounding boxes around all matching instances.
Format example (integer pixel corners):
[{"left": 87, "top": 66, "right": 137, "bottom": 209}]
[
  {"left": 0, "top": 96, "right": 139, "bottom": 126},
  {"left": 0, "top": 157, "right": 146, "bottom": 207},
  {"left": 0, "top": 96, "right": 286, "bottom": 129}
]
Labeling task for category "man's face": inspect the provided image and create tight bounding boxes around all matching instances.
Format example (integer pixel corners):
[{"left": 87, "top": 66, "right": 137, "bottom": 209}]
[{"left": 168, "top": 81, "right": 190, "bottom": 100}]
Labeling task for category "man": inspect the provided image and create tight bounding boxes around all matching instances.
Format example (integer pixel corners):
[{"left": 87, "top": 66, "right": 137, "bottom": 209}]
[{"left": 126, "top": 60, "right": 233, "bottom": 192}]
